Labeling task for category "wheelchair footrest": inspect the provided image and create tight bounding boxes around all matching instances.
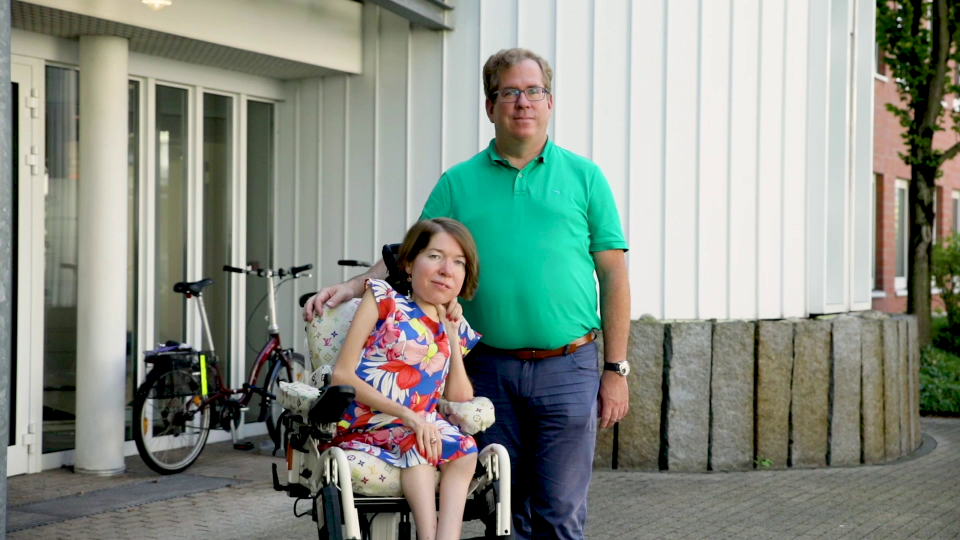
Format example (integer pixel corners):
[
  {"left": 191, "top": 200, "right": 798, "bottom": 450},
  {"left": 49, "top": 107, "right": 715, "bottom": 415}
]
[{"left": 272, "top": 463, "right": 312, "bottom": 499}]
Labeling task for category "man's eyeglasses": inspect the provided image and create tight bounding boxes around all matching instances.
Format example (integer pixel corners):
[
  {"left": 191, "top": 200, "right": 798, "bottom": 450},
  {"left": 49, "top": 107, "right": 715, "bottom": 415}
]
[{"left": 493, "top": 87, "right": 550, "bottom": 103}]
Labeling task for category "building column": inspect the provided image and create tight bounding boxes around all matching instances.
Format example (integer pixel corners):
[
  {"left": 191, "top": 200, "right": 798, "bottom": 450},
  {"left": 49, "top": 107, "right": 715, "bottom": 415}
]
[{"left": 75, "top": 35, "right": 129, "bottom": 475}]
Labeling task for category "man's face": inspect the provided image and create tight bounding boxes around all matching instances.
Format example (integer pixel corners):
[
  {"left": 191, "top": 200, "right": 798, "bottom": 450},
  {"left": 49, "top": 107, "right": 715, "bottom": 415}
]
[{"left": 486, "top": 59, "right": 553, "bottom": 143}]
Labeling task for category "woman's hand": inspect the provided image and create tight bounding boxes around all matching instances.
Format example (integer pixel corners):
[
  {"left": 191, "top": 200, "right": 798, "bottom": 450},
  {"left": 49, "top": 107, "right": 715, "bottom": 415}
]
[
  {"left": 437, "top": 298, "right": 463, "bottom": 337},
  {"left": 399, "top": 409, "right": 442, "bottom": 466}
]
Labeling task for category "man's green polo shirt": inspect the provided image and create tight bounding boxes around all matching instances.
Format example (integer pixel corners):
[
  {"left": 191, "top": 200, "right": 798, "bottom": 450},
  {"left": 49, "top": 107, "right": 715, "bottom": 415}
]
[{"left": 420, "top": 138, "right": 628, "bottom": 350}]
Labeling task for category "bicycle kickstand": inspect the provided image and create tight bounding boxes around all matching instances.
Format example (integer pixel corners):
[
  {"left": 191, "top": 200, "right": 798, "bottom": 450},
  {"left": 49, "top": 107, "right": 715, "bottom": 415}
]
[{"left": 232, "top": 410, "right": 254, "bottom": 451}]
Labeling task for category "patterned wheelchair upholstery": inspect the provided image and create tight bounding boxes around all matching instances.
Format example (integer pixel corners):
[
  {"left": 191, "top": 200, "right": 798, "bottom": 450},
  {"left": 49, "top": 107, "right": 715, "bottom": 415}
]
[{"left": 280, "top": 299, "right": 495, "bottom": 497}]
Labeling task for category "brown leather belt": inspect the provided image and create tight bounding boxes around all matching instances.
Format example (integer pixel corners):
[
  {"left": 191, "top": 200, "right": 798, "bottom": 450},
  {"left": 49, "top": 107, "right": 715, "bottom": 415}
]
[{"left": 483, "top": 329, "right": 599, "bottom": 361}]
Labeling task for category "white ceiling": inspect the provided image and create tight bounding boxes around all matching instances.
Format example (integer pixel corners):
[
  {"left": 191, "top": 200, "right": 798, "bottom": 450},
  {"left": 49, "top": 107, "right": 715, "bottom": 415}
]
[{"left": 12, "top": 0, "right": 337, "bottom": 80}]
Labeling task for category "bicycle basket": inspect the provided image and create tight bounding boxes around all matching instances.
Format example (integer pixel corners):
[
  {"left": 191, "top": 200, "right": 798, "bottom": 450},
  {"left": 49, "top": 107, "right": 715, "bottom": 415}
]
[{"left": 143, "top": 349, "right": 221, "bottom": 398}]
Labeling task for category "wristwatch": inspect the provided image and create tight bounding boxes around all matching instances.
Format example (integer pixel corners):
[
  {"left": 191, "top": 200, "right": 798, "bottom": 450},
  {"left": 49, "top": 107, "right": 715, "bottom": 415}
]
[{"left": 603, "top": 361, "right": 630, "bottom": 376}]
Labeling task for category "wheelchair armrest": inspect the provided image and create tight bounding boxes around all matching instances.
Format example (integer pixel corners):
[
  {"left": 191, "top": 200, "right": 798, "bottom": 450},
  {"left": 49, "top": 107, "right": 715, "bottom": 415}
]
[
  {"left": 438, "top": 396, "right": 495, "bottom": 436},
  {"left": 308, "top": 384, "right": 357, "bottom": 425}
]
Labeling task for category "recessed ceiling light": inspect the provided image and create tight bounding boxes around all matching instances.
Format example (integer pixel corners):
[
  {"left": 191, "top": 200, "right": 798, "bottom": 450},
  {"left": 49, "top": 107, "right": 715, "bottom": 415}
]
[{"left": 142, "top": 0, "right": 172, "bottom": 11}]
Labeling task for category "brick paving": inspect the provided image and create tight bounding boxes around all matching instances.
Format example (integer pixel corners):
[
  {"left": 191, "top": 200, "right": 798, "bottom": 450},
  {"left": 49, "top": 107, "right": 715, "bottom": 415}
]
[{"left": 9, "top": 418, "right": 960, "bottom": 540}]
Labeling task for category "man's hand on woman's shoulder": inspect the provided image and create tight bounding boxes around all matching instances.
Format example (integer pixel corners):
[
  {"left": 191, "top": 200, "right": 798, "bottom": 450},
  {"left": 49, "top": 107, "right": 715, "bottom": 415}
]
[{"left": 301, "top": 279, "right": 365, "bottom": 321}]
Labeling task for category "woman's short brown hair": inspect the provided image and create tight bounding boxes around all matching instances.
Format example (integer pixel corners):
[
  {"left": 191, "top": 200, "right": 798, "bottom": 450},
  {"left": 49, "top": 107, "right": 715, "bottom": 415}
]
[
  {"left": 395, "top": 218, "right": 480, "bottom": 300},
  {"left": 483, "top": 48, "right": 554, "bottom": 101}
]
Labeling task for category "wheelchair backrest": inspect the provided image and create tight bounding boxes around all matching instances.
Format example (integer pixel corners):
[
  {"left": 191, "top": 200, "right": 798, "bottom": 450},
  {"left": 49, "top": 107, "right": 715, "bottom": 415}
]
[
  {"left": 305, "top": 298, "right": 362, "bottom": 372},
  {"left": 304, "top": 244, "right": 401, "bottom": 373}
]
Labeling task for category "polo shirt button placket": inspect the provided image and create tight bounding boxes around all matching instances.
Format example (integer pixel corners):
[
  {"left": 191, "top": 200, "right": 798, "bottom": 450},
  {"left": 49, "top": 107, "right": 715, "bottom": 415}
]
[{"left": 514, "top": 172, "right": 526, "bottom": 195}]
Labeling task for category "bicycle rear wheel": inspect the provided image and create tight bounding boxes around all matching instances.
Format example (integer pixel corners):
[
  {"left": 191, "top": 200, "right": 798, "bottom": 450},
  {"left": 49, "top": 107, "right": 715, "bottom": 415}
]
[{"left": 133, "top": 368, "right": 211, "bottom": 474}]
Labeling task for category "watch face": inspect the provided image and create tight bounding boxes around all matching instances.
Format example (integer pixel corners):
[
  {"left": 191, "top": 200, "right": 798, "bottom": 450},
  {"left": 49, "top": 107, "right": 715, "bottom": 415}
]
[{"left": 619, "top": 362, "right": 630, "bottom": 376}]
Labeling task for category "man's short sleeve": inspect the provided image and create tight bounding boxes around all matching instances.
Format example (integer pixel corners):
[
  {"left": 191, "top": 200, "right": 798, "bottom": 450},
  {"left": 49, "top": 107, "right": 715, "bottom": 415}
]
[
  {"left": 587, "top": 169, "right": 628, "bottom": 253},
  {"left": 419, "top": 174, "right": 453, "bottom": 221}
]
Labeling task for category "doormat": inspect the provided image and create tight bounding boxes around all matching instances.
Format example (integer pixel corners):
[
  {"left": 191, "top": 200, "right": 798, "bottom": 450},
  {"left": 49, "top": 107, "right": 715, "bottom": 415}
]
[{"left": 7, "top": 474, "right": 248, "bottom": 532}]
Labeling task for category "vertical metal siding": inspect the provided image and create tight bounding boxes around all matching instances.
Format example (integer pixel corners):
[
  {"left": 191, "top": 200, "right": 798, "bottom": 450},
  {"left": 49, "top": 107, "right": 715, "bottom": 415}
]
[
  {"left": 277, "top": 0, "right": 872, "bottom": 324},
  {"left": 375, "top": 10, "right": 409, "bottom": 251},
  {"left": 697, "top": 0, "right": 732, "bottom": 319},
  {"left": 662, "top": 0, "right": 699, "bottom": 320},
  {"left": 628, "top": 0, "right": 666, "bottom": 319},
  {"left": 782, "top": 0, "right": 810, "bottom": 318},
  {"left": 757, "top": 0, "right": 787, "bottom": 319},
  {"left": 727, "top": 0, "right": 761, "bottom": 320}
]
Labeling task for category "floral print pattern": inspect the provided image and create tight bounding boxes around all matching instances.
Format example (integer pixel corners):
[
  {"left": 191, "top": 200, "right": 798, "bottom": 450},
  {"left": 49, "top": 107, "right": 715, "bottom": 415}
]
[{"left": 325, "top": 279, "right": 481, "bottom": 468}]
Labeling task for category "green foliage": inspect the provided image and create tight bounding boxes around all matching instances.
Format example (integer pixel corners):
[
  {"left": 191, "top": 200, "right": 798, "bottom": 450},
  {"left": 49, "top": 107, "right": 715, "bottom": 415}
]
[
  {"left": 920, "top": 346, "right": 960, "bottom": 414},
  {"left": 754, "top": 457, "right": 773, "bottom": 469},
  {"left": 876, "top": 1, "right": 960, "bottom": 169},
  {"left": 931, "top": 233, "right": 960, "bottom": 352}
]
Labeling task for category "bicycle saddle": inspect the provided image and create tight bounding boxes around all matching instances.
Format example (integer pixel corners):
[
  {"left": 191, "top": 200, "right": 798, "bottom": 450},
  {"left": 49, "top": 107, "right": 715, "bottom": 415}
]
[{"left": 173, "top": 278, "right": 214, "bottom": 295}]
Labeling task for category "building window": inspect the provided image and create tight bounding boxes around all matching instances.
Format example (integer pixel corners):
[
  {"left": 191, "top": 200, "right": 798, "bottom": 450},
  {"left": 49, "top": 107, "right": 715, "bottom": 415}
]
[
  {"left": 873, "top": 174, "right": 879, "bottom": 291},
  {"left": 953, "top": 190, "right": 960, "bottom": 233},
  {"left": 933, "top": 188, "right": 939, "bottom": 245},
  {"left": 895, "top": 179, "right": 909, "bottom": 292},
  {"left": 876, "top": 43, "right": 890, "bottom": 79}
]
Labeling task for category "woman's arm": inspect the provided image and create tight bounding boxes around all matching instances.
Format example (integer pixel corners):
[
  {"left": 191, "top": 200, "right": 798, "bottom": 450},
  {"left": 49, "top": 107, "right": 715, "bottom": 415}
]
[
  {"left": 442, "top": 337, "right": 474, "bottom": 402},
  {"left": 330, "top": 289, "right": 416, "bottom": 421},
  {"left": 439, "top": 300, "right": 474, "bottom": 403}
]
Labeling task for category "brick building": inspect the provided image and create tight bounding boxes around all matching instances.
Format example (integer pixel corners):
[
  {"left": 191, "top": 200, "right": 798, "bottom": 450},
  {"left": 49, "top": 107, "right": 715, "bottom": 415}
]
[{"left": 872, "top": 54, "right": 960, "bottom": 312}]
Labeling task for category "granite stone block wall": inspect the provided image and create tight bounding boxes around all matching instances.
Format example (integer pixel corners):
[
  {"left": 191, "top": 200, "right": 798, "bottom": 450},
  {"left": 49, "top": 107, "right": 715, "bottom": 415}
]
[{"left": 594, "top": 312, "right": 922, "bottom": 471}]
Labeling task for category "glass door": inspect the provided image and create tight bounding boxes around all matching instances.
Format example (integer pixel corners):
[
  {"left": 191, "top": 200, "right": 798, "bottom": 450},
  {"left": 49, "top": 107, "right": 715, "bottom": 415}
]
[
  {"left": 155, "top": 85, "right": 190, "bottom": 346},
  {"left": 202, "top": 93, "right": 233, "bottom": 381},
  {"left": 10, "top": 56, "right": 43, "bottom": 475},
  {"left": 42, "top": 66, "right": 79, "bottom": 454}
]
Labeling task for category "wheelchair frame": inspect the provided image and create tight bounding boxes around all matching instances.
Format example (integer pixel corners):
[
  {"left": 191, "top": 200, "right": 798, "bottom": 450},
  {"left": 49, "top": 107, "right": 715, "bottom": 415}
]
[{"left": 271, "top": 407, "right": 512, "bottom": 540}]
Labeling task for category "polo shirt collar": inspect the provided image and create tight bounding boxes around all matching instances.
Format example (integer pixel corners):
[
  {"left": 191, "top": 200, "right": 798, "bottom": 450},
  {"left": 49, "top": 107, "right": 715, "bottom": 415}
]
[{"left": 486, "top": 137, "right": 555, "bottom": 166}]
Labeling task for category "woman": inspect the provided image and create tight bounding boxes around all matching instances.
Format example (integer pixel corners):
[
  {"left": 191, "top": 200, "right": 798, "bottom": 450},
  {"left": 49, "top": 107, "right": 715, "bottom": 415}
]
[{"left": 329, "top": 217, "right": 482, "bottom": 540}]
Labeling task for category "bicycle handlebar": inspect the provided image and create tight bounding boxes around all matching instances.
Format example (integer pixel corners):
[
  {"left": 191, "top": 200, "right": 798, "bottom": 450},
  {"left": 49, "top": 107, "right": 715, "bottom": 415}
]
[
  {"left": 222, "top": 264, "right": 313, "bottom": 278},
  {"left": 287, "top": 264, "right": 313, "bottom": 277},
  {"left": 338, "top": 260, "right": 371, "bottom": 267}
]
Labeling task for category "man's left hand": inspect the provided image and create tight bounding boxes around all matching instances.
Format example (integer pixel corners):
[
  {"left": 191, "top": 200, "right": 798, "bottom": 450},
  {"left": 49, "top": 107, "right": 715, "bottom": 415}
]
[{"left": 597, "top": 371, "right": 629, "bottom": 429}]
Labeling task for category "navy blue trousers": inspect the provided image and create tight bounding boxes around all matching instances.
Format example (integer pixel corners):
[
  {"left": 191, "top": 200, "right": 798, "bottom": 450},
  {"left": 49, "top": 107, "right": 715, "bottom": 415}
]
[{"left": 467, "top": 342, "right": 600, "bottom": 540}]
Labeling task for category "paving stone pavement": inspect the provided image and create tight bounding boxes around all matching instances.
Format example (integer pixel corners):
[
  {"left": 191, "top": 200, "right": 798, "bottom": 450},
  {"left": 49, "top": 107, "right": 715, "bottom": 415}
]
[{"left": 9, "top": 418, "right": 960, "bottom": 540}]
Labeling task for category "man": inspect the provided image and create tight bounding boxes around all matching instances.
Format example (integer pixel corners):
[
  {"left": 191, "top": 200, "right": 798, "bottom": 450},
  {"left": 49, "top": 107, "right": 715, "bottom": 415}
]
[{"left": 303, "top": 48, "right": 630, "bottom": 540}]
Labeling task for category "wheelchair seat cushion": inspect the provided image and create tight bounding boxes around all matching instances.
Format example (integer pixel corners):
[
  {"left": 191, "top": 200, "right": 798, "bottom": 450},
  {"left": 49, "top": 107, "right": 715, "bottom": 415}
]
[{"left": 345, "top": 449, "right": 440, "bottom": 497}]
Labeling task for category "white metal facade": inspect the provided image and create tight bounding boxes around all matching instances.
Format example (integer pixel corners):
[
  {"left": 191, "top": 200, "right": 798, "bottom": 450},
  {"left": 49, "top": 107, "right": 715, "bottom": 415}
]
[
  {"left": 7, "top": 0, "right": 876, "bottom": 474},
  {"left": 273, "top": 0, "right": 875, "bottom": 350}
]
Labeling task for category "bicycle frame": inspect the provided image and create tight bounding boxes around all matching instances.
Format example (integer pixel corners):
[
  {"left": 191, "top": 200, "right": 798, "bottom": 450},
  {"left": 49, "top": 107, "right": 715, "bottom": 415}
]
[{"left": 179, "top": 266, "right": 303, "bottom": 412}]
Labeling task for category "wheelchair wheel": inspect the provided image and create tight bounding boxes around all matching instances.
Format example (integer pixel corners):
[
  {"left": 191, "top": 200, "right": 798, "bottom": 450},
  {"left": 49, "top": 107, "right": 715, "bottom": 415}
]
[{"left": 132, "top": 368, "right": 211, "bottom": 474}]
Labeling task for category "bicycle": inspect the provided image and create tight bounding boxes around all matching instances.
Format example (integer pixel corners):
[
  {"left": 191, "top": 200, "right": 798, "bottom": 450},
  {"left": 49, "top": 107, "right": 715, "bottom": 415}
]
[{"left": 132, "top": 263, "right": 312, "bottom": 475}]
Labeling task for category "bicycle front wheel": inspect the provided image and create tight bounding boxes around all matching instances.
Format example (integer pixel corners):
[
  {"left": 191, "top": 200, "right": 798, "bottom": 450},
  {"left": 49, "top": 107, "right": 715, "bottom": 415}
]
[
  {"left": 133, "top": 368, "right": 212, "bottom": 475},
  {"left": 266, "top": 352, "right": 307, "bottom": 447}
]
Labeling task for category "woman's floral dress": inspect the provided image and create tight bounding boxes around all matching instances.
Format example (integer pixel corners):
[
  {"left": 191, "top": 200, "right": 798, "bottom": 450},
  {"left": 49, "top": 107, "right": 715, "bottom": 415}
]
[{"left": 326, "top": 279, "right": 482, "bottom": 467}]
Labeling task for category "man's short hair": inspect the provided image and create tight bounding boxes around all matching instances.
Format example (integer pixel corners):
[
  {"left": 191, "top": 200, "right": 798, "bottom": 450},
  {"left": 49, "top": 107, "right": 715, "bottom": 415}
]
[{"left": 483, "top": 48, "right": 553, "bottom": 101}]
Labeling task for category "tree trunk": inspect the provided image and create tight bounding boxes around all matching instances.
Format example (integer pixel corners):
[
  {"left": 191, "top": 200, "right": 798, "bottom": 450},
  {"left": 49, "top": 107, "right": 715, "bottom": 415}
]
[{"left": 907, "top": 163, "right": 936, "bottom": 347}]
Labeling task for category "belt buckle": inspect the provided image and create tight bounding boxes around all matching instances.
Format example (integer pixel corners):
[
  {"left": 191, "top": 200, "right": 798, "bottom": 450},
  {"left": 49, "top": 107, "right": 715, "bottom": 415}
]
[{"left": 516, "top": 350, "right": 537, "bottom": 361}]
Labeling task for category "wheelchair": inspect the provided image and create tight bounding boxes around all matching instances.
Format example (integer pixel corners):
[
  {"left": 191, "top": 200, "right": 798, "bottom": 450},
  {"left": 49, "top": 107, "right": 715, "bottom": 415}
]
[{"left": 270, "top": 245, "right": 512, "bottom": 540}]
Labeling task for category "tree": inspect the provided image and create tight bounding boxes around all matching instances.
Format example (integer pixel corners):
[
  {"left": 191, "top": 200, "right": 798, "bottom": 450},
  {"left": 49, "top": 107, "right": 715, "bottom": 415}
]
[{"left": 876, "top": 0, "right": 960, "bottom": 346}]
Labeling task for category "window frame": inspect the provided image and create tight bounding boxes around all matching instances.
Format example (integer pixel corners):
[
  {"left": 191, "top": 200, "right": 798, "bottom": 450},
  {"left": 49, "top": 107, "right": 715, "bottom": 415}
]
[{"left": 895, "top": 179, "right": 909, "bottom": 292}]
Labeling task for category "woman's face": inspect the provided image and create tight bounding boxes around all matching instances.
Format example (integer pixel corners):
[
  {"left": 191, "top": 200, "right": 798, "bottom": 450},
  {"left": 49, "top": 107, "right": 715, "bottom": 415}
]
[{"left": 405, "top": 231, "right": 467, "bottom": 307}]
